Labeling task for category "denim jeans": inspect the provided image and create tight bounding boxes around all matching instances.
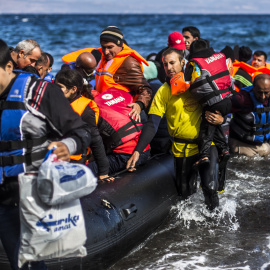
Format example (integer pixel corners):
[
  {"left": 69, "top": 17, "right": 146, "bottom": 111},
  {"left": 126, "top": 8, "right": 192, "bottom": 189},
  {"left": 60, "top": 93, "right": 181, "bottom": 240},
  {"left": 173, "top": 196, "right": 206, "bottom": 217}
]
[{"left": 0, "top": 204, "right": 47, "bottom": 270}]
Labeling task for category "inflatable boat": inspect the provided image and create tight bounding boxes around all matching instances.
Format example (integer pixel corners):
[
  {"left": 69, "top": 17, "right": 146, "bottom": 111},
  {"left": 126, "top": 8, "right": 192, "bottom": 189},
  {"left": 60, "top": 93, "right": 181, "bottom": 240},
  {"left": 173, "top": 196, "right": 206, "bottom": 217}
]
[{"left": 0, "top": 154, "right": 178, "bottom": 270}]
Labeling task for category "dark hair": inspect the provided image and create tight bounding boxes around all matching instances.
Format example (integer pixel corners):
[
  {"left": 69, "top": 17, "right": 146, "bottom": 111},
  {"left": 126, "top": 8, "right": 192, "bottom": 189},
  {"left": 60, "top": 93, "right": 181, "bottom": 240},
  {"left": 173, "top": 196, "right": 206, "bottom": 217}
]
[
  {"left": 238, "top": 46, "right": 252, "bottom": 62},
  {"left": 182, "top": 26, "right": 200, "bottom": 39},
  {"left": 55, "top": 69, "right": 93, "bottom": 99},
  {"left": 253, "top": 50, "right": 267, "bottom": 61},
  {"left": 190, "top": 39, "right": 209, "bottom": 55},
  {"left": 35, "top": 52, "right": 48, "bottom": 67},
  {"left": 146, "top": 52, "right": 157, "bottom": 61},
  {"left": 45, "top": 52, "right": 54, "bottom": 67},
  {"left": 221, "top": 45, "right": 235, "bottom": 62},
  {"left": 0, "top": 39, "right": 12, "bottom": 68},
  {"left": 22, "top": 66, "right": 40, "bottom": 76},
  {"left": 162, "top": 47, "right": 184, "bottom": 62}
]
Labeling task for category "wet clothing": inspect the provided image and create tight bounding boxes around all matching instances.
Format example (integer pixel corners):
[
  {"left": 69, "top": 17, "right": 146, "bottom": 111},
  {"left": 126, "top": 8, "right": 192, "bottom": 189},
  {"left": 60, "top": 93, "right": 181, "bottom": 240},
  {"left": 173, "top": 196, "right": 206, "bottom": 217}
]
[
  {"left": 69, "top": 94, "right": 109, "bottom": 176},
  {"left": 175, "top": 145, "right": 220, "bottom": 209},
  {"left": 134, "top": 81, "right": 221, "bottom": 203},
  {"left": 199, "top": 99, "right": 232, "bottom": 158},
  {"left": 95, "top": 44, "right": 152, "bottom": 110},
  {"left": 0, "top": 72, "right": 91, "bottom": 270}
]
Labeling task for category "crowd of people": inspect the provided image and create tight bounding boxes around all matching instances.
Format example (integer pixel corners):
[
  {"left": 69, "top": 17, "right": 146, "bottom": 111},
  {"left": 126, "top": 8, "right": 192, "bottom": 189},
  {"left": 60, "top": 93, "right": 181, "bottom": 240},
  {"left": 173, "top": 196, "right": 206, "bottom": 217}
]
[{"left": 1, "top": 24, "right": 270, "bottom": 269}]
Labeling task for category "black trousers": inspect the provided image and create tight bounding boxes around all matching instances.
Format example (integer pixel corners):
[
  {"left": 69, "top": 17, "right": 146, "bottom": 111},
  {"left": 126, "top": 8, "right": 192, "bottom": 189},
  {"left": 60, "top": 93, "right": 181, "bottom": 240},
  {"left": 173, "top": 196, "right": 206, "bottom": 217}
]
[
  {"left": 174, "top": 145, "right": 220, "bottom": 199},
  {"left": 199, "top": 98, "right": 231, "bottom": 158}
]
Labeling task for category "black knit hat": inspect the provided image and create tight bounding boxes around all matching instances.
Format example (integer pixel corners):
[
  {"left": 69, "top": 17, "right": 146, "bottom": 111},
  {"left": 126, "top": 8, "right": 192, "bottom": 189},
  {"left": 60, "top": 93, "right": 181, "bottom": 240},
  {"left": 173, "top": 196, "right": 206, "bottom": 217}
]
[{"left": 100, "top": 26, "right": 123, "bottom": 46}]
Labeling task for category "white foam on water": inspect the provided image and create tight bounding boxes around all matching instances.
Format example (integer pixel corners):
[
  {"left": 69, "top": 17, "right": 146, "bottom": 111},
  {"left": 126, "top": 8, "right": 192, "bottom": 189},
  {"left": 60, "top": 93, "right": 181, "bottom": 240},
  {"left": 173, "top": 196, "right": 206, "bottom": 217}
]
[
  {"left": 260, "top": 236, "right": 270, "bottom": 270},
  {"left": 267, "top": 236, "right": 270, "bottom": 249},
  {"left": 261, "top": 262, "right": 270, "bottom": 270},
  {"left": 152, "top": 254, "right": 251, "bottom": 270},
  {"left": 172, "top": 192, "right": 239, "bottom": 231},
  {"left": 22, "top": 18, "right": 29, "bottom": 22}
]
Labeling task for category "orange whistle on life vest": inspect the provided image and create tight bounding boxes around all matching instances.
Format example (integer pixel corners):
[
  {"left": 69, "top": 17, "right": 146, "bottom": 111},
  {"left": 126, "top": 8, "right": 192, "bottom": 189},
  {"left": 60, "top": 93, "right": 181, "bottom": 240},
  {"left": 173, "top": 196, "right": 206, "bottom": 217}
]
[{"left": 170, "top": 72, "right": 190, "bottom": 95}]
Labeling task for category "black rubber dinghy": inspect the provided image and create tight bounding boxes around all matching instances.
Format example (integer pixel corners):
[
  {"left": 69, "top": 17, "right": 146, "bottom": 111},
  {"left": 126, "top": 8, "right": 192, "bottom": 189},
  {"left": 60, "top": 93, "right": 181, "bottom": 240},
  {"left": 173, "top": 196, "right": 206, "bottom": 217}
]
[{"left": 0, "top": 154, "right": 178, "bottom": 270}]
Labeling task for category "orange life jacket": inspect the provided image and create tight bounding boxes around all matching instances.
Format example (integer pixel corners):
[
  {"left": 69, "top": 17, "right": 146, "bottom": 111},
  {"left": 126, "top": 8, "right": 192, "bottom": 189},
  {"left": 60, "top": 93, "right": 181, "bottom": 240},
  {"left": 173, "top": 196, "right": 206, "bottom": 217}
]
[
  {"left": 95, "top": 44, "right": 148, "bottom": 93},
  {"left": 70, "top": 96, "right": 99, "bottom": 161},
  {"left": 170, "top": 72, "right": 190, "bottom": 95},
  {"left": 233, "top": 60, "right": 270, "bottom": 80},
  {"left": 62, "top": 48, "right": 96, "bottom": 63},
  {"left": 251, "top": 64, "right": 270, "bottom": 80},
  {"left": 232, "top": 60, "right": 256, "bottom": 77}
]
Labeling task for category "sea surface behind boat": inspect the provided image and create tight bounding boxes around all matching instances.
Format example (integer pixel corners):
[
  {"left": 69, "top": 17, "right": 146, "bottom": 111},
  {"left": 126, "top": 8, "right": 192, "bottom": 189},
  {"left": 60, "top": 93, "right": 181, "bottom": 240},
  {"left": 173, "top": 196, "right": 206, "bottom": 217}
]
[{"left": 1, "top": 14, "right": 270, "bottom": 269}]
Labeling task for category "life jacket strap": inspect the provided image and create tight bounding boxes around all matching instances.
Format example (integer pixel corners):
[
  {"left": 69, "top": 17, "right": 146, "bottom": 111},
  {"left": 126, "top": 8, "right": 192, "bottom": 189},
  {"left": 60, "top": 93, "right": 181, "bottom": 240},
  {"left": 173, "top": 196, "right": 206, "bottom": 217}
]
[
  {"left": 0, "top": 136, "right": 48, "bottom": 151},
  {"left": 117, "top": 120, "right": 142, "bottom": 138},
  {"left": 0, "top": 148, "right": 48, "bottom": 167},
  {"left": 253, "top": 128, "right": 270, "bottom": 136},
  {"left": 95, "top": 71, "right": 113, "bottom": 77},
  {"left": 256, "top": 107, "right": 270, "bottom": 114},
  {"left": 255, "top": 122, "right": 270, "bottom": 129},
  {"left": 0, "top": 100, "right": 26, "bottom": 110},
  {"left": 189, "top": 70, "right": 230, "bottom": 92},
  {"left": 109, "top": 119, "right": 143, "bottom": 147},
  {"left": 199, "top": 86, "right": 233, "bottom": 105}
]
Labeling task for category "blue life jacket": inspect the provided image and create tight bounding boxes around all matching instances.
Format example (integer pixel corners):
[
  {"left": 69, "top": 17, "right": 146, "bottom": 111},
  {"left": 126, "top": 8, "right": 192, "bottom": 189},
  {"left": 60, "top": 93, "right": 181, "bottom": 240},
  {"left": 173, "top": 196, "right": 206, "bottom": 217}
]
[
  {"left": 44, "top": 73, "right": 54, "bottom": 82},
  {"left": 61, "top": 62, "right": 76, "bottom": 70},
  {"left": 230, "top": 86, "right": 270, "bottom": 144},
  {"left": 0, "top": 73, "right": 48, "bottom": 183}
]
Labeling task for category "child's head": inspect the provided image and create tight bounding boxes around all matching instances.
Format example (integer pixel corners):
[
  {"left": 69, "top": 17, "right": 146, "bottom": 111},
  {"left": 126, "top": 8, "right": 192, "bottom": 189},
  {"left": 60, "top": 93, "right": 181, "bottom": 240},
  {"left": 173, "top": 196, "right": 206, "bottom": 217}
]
[{"left": 190, "top": 39, "right": 209, "bottom": 55}]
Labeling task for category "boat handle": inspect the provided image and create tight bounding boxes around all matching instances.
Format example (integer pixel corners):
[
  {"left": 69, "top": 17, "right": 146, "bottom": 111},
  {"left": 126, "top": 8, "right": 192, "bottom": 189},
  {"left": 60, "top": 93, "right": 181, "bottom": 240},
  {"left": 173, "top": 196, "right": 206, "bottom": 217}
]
[{"left": 121, "top": 203, "right": 137, "bottom": 220}]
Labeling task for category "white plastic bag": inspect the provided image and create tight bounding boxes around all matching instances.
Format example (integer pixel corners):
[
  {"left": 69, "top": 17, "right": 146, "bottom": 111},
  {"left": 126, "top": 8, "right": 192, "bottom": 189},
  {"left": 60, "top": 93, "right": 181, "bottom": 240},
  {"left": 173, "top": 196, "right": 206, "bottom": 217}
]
[
  {"left": 18, "top": 172, "right": 87, "bottom": 268},
  {"left": 37, "top": 149, "right": 97, "bottom": 205}
]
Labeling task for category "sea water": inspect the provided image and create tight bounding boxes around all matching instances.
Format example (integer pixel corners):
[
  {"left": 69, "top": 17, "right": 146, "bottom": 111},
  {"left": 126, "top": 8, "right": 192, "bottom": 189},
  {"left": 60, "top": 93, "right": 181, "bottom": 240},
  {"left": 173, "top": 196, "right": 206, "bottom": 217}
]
[{"left": 1, "top": 14, "right": 270, "bottom": 269}]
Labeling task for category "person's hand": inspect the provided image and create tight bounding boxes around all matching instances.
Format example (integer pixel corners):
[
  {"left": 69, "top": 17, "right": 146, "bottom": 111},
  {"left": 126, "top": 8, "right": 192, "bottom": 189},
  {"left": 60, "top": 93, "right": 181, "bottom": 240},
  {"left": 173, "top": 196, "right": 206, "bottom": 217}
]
[
  {"left": 48, "top": 141, "right": 70, "bottom": 161},
  {"left": 205, "top": 110, "right": 224, "bottom": 125},
  {"left": 126, "top": 151, "right": 140, "bottom": 172},
  {"left": 128, "top": 103, "right": 141, "bottom": 122},
  {"left": 99, "top": 175, "right": 115, "bottom": 182}
]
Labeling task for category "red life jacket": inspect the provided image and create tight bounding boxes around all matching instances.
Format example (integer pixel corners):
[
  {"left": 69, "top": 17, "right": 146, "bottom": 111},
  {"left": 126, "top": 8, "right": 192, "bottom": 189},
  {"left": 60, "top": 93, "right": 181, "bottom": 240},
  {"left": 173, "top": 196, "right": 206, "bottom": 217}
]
[
  {"left": 94, "top": 87, "right": 148, "bottom": 154},
  {"left": 189, "top": 52, "right": 232, "bottom": 107}
]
